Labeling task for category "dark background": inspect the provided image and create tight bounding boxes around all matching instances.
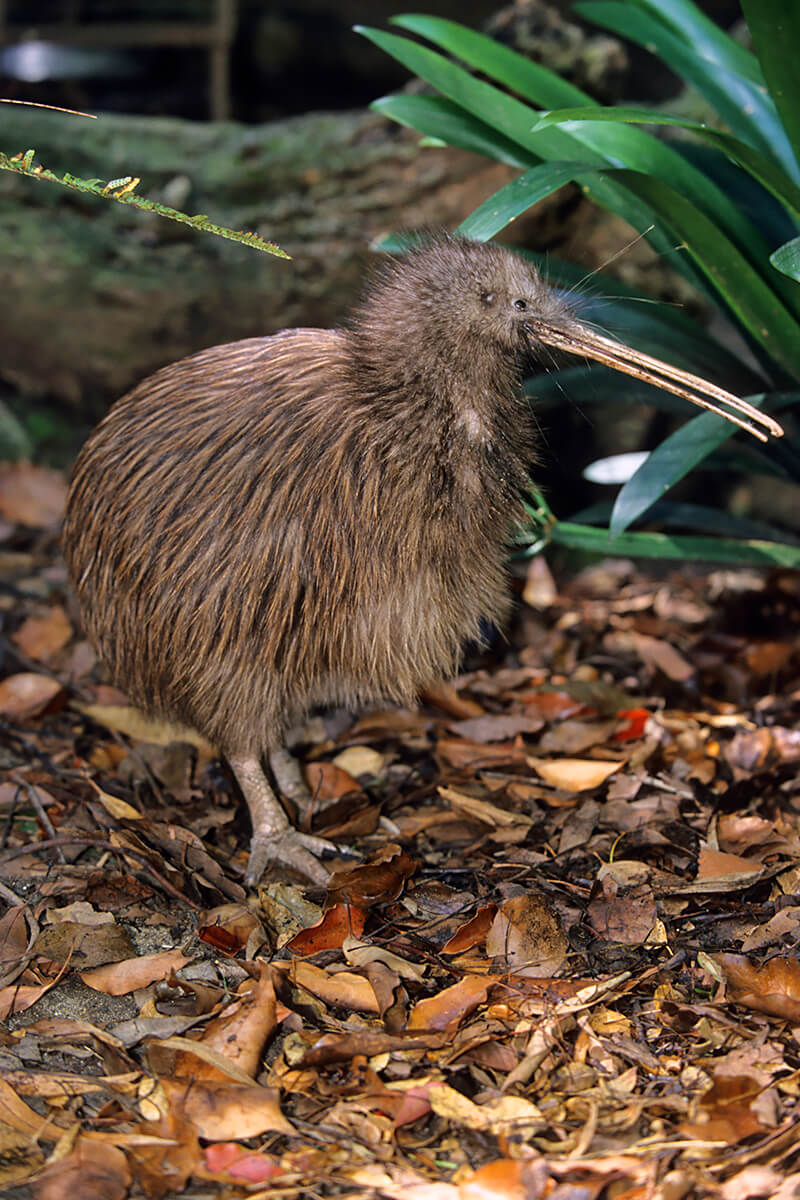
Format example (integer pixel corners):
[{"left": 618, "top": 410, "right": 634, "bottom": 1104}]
[{"left": 1, "top": 0, "right": 744, "bottom": 123}]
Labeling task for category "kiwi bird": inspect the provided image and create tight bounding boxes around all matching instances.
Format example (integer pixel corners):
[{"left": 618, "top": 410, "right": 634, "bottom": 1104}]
[{"left": 62, "top": 236, "right": 782, "bottom": 885}]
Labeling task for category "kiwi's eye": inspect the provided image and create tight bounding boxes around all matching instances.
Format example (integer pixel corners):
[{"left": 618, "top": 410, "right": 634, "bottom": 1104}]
[
  {"left": 513, "top": 298, "right": 528, "bottom": 311},
  {"left": 481, "top": 292, "right": 495, "bottom": 305}
]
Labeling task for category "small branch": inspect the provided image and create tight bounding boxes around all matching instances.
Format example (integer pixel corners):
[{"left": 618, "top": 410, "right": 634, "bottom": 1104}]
[{"left": 0, "top": 147, "right": 290, "bottom": 259}]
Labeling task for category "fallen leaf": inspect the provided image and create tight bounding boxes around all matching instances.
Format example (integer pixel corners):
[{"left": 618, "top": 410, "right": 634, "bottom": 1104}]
[
  {"left": 407, "top": 975, "right": 500, "bottom": 1032},
  {"left": 276, "top": 960, "right": 380, "bottom": 1013},
  {"left": 527, "top": 756, "right": 621, "bottom": 791},
  {"left": 287, "top": 903, "right": 367, "bottom": 954},
  {"left": 441, "top": 905, "right": 498, "bottom": 955},
  {"left": 332, "top": 745, "right": 384, "bottom": 777},
  {"left": 31, "top": 1137, "right": 131, "bottom": 1200},
  {"left": 485, "top": 893, "right": 568, "bottom": 976},
  {"left": 305, "top": 760, "right": 361, "bottom": 801},
  {"left": 0, "top": 462, "right": 68, "bottom": 527},
  {"left": 12, "top": 605, "right": 73, "bottom": 663},
  {"left": 712, "top": 954, "right": 800, "bottom": 1021},
  {"left": 202, "top": 1142, "right": 284, "bottom": 1183},
  {"left": 80, "top": 949, "right": 190, "bottom": 995},
  {"left": 0, "top": 672, "right": 63, "bottom": 719},
  {"left": 157, "top": 1077, "right": 295, "bottom": 1139},
  {"left": 447, "top": 713, "right": 543, "bottom": 744}
]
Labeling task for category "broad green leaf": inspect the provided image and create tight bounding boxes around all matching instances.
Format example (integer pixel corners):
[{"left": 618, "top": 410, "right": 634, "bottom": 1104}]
[
  {"left": 576, "top": 1, "right": 799, "bottom": 181},
  {"left": 609, "top": 170, "right": 800, "bottom": 379},
  {"left": 533, "top": 106, "right": 800, "bottom": 224},
  {"left": 371, "top": 94, "right": 535, "bottom": 168},
  {"left": 609, "top": 407, "right": 763, "bottom": 537},
  {"left": 627, "top": 0, "right": 762, "bottom": 83},
  {"left": 387, "top": 16, "right": 770, "bottom": 267},
  {"left": 455, "top": 162, "right": 598, "bottom": 241},
  {"left": 541, "top": 522, "right": 800, "bottom": 566},
  {"left": 771, "top": 238, "right": 800, "bottom": 282},
  {"left": 741, "top": 0, "right": 800, "bottom": 169},
  {"left": 357, "top": 26, "right": 716, "bottom": 298},
  {"left": 390, "top": 15, "right": 592, "bottom": 109},
  {"left": 571, "top": 499, "right": 797, "bottom": 543}
]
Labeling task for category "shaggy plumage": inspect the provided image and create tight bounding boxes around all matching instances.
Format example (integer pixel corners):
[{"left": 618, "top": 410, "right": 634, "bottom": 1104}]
[{"left": 63, "top": 236, "right": 779, "bottom": 884}]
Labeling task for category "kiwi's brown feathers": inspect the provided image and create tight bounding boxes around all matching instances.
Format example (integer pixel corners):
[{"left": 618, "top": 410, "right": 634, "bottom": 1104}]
[{"left": 64, "top": 237, "right": 563, "bottom": 759}]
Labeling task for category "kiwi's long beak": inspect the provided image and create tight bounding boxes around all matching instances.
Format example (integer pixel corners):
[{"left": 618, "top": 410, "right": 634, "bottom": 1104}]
[{"left": 533, "top": 320, "right": 784, "bottom": 443}]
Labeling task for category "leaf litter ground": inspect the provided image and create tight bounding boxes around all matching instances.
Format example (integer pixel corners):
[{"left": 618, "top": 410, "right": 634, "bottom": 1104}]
[{"left": 1, "top": 462, "right": 800, "bottom": 1198}]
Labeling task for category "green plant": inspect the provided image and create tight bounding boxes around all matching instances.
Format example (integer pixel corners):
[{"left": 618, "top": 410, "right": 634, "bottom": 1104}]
[
  {"left": 357, "top": 0, "right": 800, "bottom": 565},
  {"left": 0, "top": 148, "right": 289, "bottom": 260}
]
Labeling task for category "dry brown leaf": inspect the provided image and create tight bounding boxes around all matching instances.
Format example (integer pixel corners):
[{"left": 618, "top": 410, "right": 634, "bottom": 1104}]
[
  {"left": 326, "top": 845, "right": 417, "bottom": 909},
  {"left": 0, "top": 979, "right": 59, "bottom": 1022},
  {"left": 32, "top": 920, "right": 134, "bottom": 970},
  {"left": 12, "top": 605, "right": 73, "bottom": 663},
  {"left": 588, "top": 877, "right": 658, "bottom": 946},
  {"left": 144, "top": 1075, "right": 295, "bottom": 1141},
  {"left": 187, "top": 964, "right": 277, "bottom": 1079},
  {"left": 332, "top": 744, "right": 384, "bottom": 777},
  {"left": 0, "top": 1125, "right": 46, "bottom": 1189},
  {"left": 407, "top": 974, "right": 500, "bottom": 1032},
  {"left": 428, "top": 1086, "right": 544, "bottom": 1136},
  {"left": 277, "top": 959, "right": 380, "bottom": 1013},
  {"left": 0, "top": 672, "right": 63, "bottom": 719},
  {"left": 0, "top": 904, "right": 32, "bottom": 970},
  {"left": 460, "top": 1159, "right": 542, "bottom": 1200},
  {"left": 0, "top": 462, "right": 68, "bottom": 527},
  {"left": 441, "top": 905, "right": 498, "bottom": 956},
  {"left": 305, "top": 760, "right": 361, "bottom": 801},
  {"left": 745, "top": 640, "right": 794, "bottom": 676},
  {"left": 80, "top": 948, "right": 190, "bottom": 995},
  {"left": 439, "top": 785, "right": 532, "bottom": 828},
  {"left": 287, "top": 902, "right": 367, "bottom": 954},
  {"left": 197, "top": 904, "right": 264, "bottom": 955},
  {"left": 202, "top": 1142, "right": 285, "bottom": 1184},
  {"left": 713, "top": 953, "right": 800, "bottom": 1020},
  {"left": 486, "top": 893, "right": 568, "bottom": 976},
  {"left": 447, "top": 713, "right": 544, "bottom": 744},
  {"left": 437, "top": 736, "right": 527, "bottom": 769},
  {"left": 0, "top": 1077, "right": 63, "bottom": 1137},
  {"left": 682, "top": 1074, "right": 769, "bottom": 1143},
  {"left": 31, "top": 1137, "right": 131, "bottom": 1200},
  {"left": 697, "top": 847, "right": 763, "bottom": 879},
  {"left": 527, "top": 756, "right": 621, "bottom": 791},
  {"left": 422, "top": 680, "right": 485, "bottom": 718}
]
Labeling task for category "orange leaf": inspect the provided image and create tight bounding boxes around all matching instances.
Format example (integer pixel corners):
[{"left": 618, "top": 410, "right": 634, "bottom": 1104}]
[
  {"left": 288, "top": 903, "right": 366, "bottom": 954},
  {"left": 407, "top": 974, "right": 500, "bottom": 1032}
]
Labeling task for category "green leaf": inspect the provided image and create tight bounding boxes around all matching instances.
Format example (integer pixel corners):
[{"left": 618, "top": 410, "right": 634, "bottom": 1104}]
[
  {"left": 542, "top": 522, "right": 800, "bottom": 566},
  {"left": 386, "top": 17, "right": 770, "bottom": 269},
  {"left": 390, "top": 14, "right": 592, "bottom": 108},
  {"left": 371, "top": 94, "right": 535, "bottom": 168},
  {"left": 609, "top": 408, "right": 760, "bottom": 538},
  {"left": 741, "top": 0, "right": 800, "bottom": 168},
  {"left": 628, "top": 0, "right": 762, "bottom": 82},
  {"left": 576, "top": 1, "right": 799, "bottom": 181},
  {"left": 771, "top": 237, "right": 800, "bottom": 282},
  {"left": 571, "top": 499, "right": 797, "bottom": 543},
  {"left": 533, "top": 106, "right": 800, "bottom": 224},
  {"left": 610, "top": 170, "right": 800, "bottom": 379},
  {"left": 455, "top": 162, "right": 598, "bottom": 241}
]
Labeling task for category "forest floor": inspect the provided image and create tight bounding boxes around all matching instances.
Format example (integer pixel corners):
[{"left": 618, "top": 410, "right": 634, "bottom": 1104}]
[{"left": 1, "top": 459, "right": 799, "bottom": 1200}]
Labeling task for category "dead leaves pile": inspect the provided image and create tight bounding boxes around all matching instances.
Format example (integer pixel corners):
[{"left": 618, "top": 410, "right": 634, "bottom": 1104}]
[{"left": 1, "top": 462, "right": 800, "bottom": 1198}]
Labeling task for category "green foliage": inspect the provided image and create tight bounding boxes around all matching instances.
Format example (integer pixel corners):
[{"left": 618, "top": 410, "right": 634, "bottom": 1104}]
[
  {"left": 0, "top": 148, "right": 289, "bottom": 259},
  {"left": 357, "top": 2, "right": 800, "bottom": 564}
]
